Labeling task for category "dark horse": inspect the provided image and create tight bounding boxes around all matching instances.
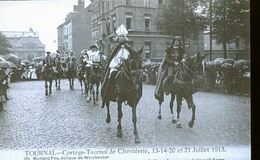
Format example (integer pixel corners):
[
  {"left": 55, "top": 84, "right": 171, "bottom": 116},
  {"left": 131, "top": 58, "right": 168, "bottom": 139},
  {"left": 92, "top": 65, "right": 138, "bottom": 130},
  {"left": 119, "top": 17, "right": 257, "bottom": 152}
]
[
  {"left": 103, "top": 48, "right": 143, "bottom": 143},
  {"left": 157, "top": 52, "right": 206, "bottom": 128},
  {"left": 88, "top": 62, "right": 102, "bottom": 105},
  {"left": 43, "top": 66, "right": 54, "bottom": 96},
  {"left": 66, "top": 58, "right": 77, "bottom": 91},
  {"left": 53, "top": 62, "right": 64, "bottom": 90},
  {"left": 77, "top": 63, "right": 86, "bottom": 95}
]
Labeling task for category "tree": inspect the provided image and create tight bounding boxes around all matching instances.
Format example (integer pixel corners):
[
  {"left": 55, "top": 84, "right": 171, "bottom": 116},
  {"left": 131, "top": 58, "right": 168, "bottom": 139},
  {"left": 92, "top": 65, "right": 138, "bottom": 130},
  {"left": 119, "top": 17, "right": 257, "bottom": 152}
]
[
  {"left": 0, "top": 32, "right": 12, "bottom": 55},
  {"left": 155, "top": 0, "right": 207, "bottom": 52},
  {"left": 211, "top": 0, "right": 250, "bottom": 58}
]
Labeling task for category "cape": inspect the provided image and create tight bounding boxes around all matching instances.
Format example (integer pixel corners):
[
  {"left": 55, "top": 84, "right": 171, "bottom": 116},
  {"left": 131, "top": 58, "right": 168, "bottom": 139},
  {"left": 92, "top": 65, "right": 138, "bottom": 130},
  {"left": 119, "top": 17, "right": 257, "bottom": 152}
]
[
  {"left": 154, "top": 46, "right": 184, "bottom": 103},
  {"left": 101, "top": 43, "right": 132, "bottom": 99}
]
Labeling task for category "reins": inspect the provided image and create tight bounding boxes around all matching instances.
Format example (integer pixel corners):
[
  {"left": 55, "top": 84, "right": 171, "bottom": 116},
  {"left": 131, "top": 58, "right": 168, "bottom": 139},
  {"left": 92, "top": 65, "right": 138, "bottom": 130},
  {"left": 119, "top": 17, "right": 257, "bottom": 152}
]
[{"left": 174, "top": 58, "right": 201, "bottom": 84}]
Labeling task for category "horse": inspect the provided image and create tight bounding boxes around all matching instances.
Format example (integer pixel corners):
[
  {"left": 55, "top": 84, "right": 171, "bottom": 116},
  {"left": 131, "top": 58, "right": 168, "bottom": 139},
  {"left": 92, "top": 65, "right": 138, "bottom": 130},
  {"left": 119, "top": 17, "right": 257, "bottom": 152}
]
[
  {"left": 88, "top": 62, "right": 102, "bottom": 105},
  {"left": 66, "top": 58, "right": 77, "bottom": 91},
  {"left": 157, "top": 52, "right": 206, "bottom": 128},
  {"left": 43, "top": 66, "right": 54, "bottom": 96},
  {"left": 53, "top": 62, "right": 64, "bottom": 90},
  {"left": 103, "top": 48, "right": 143, "bottom": 143},
  {"left": 77, "top": 63, "right": 88, "bottom": 95}
]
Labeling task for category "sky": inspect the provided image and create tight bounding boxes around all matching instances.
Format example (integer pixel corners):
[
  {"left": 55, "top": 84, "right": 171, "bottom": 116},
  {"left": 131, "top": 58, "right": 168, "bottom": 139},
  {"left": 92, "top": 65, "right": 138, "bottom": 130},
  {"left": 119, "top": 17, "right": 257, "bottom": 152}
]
[{"left": 0, "top": 0, "right": 91, "bottom": 53}]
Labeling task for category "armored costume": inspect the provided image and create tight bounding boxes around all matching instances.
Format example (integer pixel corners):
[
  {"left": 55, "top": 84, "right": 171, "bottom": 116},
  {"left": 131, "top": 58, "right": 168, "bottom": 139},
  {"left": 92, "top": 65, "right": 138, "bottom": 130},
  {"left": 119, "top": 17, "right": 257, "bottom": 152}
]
[{"left": 154, "top": 36, "right": 185, "bottom": 103}]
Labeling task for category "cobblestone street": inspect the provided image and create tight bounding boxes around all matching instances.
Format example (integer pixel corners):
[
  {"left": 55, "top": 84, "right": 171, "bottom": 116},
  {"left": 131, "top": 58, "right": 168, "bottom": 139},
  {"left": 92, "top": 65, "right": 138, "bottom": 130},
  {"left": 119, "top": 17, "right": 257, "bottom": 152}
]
[
  {"left": 0, "top": 80, "right": 250, "bottom": 149},
  {"left": 0, "top": 80, "right": 251, "bottom": 159}
]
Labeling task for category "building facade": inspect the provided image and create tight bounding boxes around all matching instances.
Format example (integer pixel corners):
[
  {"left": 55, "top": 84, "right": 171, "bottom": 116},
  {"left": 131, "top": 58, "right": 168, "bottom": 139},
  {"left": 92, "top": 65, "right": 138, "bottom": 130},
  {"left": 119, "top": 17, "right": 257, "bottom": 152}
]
[
  {"left": 57, "top": 0, "right": 204, "bottom": 61},
  {"left": 1, "top": 30, "right": 45, "bottom": 61},
  {"left": 204, "top": 31, "right": 250, "bottom": 61},
  {"left": 57, "top": 0, "right": 92, "bottom": 58}
]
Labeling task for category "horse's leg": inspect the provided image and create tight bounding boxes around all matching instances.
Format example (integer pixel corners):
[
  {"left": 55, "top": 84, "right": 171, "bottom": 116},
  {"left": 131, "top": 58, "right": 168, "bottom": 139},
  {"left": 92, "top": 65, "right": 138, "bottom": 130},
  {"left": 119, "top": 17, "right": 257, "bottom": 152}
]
[
  {"left": 58, "top": 78, "right": 61, "bottom": 90},
  {"left": 92, "top": 85, "right": 96, "bottom": 105},
  {"left": 158, "top": 100, "right": 163, "bottom": 119},
  {"left": 79, "top": 79, "right": 83, "bottom": 95},
  {"left": 96, "top": 83, "right": 99, "bottom": 102},
  {"left": 87, "top": 83, "right": 92, "bottom": 103},
  {"left": 55, "top": 75, "right": 57, "bottom": 88},
  {"left": 132, "top": 104, "right": 142, "bottom": 143},
  {"left": 105, "top": 101, "right": 111, "bottom": 123},
  {"left": 69, "top": 78, "right": 72, "bottom": 90},
  {"left": 45, "top": 80, "right": 48, "bottom": 96},
  {"left": 49, "top": 80, "right": 52, "bottom": 95},
  {"left": 116, "top": 101, "right": 123, "bottom": 137},
  {"left": 71, "top": 78, "right": 74, "bottom": 91},
  {"left": 170, "top": 93, "right": 177, "bottom": 123},
  {"left": 186, "top": 94, "right": 196, "bottom": 128},
  {"left": 176, "top": 95, "right": 183, "bottom": 128}
]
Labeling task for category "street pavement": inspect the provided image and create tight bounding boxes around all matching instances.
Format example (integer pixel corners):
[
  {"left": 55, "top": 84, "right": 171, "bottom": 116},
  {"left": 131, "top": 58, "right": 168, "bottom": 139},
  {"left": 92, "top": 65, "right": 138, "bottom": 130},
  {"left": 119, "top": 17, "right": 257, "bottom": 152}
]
[{"left": 0, "top": 79, "right": 250, "bottom": 150}]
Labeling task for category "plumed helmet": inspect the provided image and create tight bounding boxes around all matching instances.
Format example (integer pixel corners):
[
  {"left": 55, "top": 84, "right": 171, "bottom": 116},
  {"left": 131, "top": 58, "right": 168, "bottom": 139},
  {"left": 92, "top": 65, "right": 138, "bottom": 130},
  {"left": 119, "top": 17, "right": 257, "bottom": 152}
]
[{"left": 174, "top": 36, "right": 182, "bottom": 41}]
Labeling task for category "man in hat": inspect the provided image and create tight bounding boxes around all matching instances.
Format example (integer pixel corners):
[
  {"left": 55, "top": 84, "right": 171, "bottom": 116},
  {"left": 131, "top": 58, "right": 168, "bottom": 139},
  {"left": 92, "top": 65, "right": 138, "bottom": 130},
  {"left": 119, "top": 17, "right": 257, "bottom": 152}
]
[
  {"left": 42, "top": 51, "right": 54, "bottom": 73},
  {"left": 154, "top": 36, "right": 186, "bottom": 103},
  {"left": 101, "top": 24, "right": 133, "bottom": 108},
  {"left": 83, "top": 44, "right": 99, "bottom": 66}
]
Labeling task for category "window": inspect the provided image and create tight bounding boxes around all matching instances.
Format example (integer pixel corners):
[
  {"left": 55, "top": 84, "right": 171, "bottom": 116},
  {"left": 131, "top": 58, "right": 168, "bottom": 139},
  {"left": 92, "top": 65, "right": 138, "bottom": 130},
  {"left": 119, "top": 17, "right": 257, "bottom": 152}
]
[
  {"left": 106, "top": 0, "right": 110, "bottom": 11},
  {"left": 144, "top": 42, "right": 151, "bottom": 58},
  {"left": 144, "top": 0, "right": 150, "bottom": 7},
  {"left": 126, "top": 0, "right": 131, "bottom": 5},
  {"left": 144, "top": 17, "right": 151, "bottom": 31},
  {"left": 126, "top": 16, "right": 132, "bottom": 30},
  {"left": 112, "top": 15, "right": 117, "bottom": 32},
  {"left": 106, "top": 18, "right": 110, "bottom": 34}
]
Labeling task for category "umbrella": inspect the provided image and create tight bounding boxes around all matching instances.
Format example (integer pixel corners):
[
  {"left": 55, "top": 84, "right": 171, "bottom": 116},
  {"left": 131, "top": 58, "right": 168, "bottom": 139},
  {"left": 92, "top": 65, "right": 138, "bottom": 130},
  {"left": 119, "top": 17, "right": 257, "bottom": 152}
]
[
  {"left": 21, "top": 60, "right": 30, "bottom": 65},
  {"left": 32, "top": 57, "right": 43, "bottom": 61},
  {"left": 6, "top": 60, "right": 17, "bottom": 68},
  {"left": 221, "top": 62, "right": 233, "bottom": 69},
  {"left": 233, "top": 59, "right": 249, "bottom": 69},
  {"left": 0, "top": 57, "right": 16, "bottom": 68},
  {"left": 212, "top": 58, "right": 224, "bottom": 66},
  {"left": 223, "top": 58, "right": 236, "bottom": 65},
  {"left": 3, "top": 54, "right": 21, "bottom": 66}
]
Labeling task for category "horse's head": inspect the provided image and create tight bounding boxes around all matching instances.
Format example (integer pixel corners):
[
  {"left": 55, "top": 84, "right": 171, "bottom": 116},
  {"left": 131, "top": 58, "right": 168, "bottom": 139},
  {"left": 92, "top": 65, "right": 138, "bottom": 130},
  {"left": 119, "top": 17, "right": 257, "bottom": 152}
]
[
  {"left": 123, "top": 47, "right": 143, "bottom": 85},
  {"left": 182, "top": 52, "right": 207, "bottom": 81},
  {"left": 127, "top": 47, "right": 143, "bottom": 71}
]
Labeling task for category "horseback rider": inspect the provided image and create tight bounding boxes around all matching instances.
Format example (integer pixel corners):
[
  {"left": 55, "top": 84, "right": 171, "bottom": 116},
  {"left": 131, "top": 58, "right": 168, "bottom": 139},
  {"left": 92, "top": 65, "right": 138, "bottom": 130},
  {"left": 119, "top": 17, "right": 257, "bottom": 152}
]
[
  {"left": 42, "top": 51, "right": 54, "bottom": 73},
  {"left": 154, "top": 36, "right": 186, "bottom": 102},
  {"left": 82, "top": 44, "right": 99, "bottom": 67},
  {"left": 101, "top": 24, "right": 133, "bottom": 108},
  {"left": 53, "top": 53, "right": 62, "bottom": 72}
]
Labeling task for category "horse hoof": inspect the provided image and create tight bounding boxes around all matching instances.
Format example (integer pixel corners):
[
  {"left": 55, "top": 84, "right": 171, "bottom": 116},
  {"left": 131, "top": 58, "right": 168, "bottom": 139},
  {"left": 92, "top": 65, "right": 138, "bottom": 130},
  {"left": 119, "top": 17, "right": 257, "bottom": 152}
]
[
  {"left": 45, "top": 93, "right": 48, "bottom": 96},
  {"left": 188, "top": 121, "right": 194, "bottom": 128},
  {"left": 172, "top": 119, "right": 177, "bottom": 124},
  {"left": 176, "top": 123, "right": 182, "bottom": 128},
  {"left": 117, "top": 131, "right": 123, "bottom": 137},
  {"left": 158, "top": 115, "right": 162, "bottom": 119},
  {"left": 106, "top": 118, "right": 111, "bottom": 124},
  {"left": 135, "top": 136, "right": 142, "bottom": 143}
]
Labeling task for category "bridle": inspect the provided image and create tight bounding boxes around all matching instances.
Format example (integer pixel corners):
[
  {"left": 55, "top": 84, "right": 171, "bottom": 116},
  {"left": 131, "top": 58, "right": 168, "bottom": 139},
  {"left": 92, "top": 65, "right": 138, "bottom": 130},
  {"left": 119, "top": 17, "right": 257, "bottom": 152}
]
[{"left": 175, "top": 56, "right": 204, "bottom": 84}]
